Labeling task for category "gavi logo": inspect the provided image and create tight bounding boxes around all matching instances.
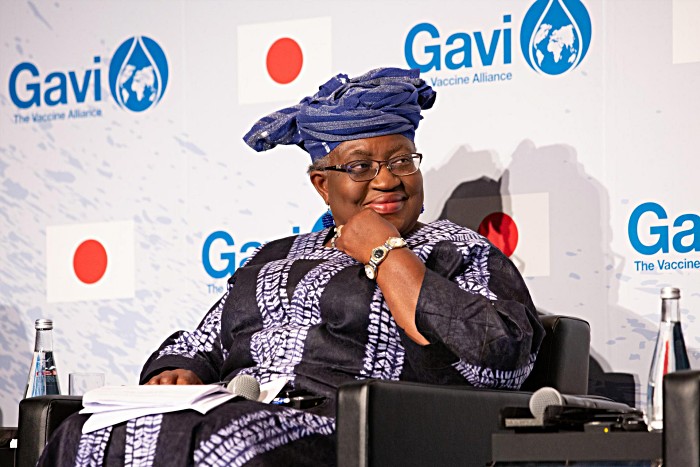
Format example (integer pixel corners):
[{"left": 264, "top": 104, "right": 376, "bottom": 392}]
[
  {"left": 109, "top": 36, "right": 169, "bottom": 112},
  {"left": 202, "top": 226, "right": 302, "bottom": 281},
  {"left": 628, "top": 202, "right": 700, "bottom": 255},
  {"left": 404, "top": 16, "right": 513, "bottom": 73},
  {"left": 520, "top": 0, "right": 592, "bottom": 75},
  {"left": 8, "top": 35, "right": 168, "bottom": 123},
  {"left": 9, "top": 57, "right": 103, "bottom": 109},
  {"left": 404, "top": 0, "right": 592, "bottom": 86}
]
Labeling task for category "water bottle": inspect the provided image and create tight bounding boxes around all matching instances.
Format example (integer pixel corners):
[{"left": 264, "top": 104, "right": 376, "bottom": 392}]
[
  {"left": 24, "top": 318, "right": 61, "bottom": 398},
  {"left": 646, "top": 287, "right": 690, "bottom": 431}
]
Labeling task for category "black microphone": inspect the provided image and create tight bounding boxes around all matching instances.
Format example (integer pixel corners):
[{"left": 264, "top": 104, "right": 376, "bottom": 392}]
[
  {"left": 225, "top": 374, "right": 260, "bottom": 401},
  {"left": 529, "top": 387, "right": 637, "bottom": 421}
]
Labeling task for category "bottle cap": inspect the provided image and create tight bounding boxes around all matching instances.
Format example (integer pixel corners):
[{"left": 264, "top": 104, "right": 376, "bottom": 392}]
[
  {"left": 35, "top": 319, "right": 53, "bottom": 330},
  {"left": 660, "top": 287, "right": 680, "bottom": 299}
]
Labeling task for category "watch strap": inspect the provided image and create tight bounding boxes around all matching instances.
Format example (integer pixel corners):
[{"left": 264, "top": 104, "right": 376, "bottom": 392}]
[{"left": 365, "top": 237, "right": 407, "bottom": 279}]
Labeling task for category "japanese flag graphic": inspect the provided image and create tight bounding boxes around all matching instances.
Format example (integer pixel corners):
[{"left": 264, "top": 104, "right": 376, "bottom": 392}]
[
  {"left": 46, "top": 221, "right": 135, "bottom": 302},
  {"left": 442, "top": 193, "right": 550, "bottom": 277},
  {"left": 238, "top": 17, "right": 332, "bottom": 104}
]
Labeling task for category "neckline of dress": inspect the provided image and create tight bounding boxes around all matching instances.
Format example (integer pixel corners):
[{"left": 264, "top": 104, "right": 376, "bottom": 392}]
[{"left": 318, "top": 219, "right": 455, "bottom": 249}]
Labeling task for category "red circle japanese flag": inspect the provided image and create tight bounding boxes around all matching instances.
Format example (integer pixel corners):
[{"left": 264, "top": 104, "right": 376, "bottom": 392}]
[
  {"left": 237, "top": 17, "right": 332, "bottom": 105},
  {"left": 46, "top": 221, "right": 135, "bottom": 302}
]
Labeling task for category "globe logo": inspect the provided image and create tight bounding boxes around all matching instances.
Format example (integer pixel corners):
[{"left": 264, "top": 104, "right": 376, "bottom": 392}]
[
  {"left": 520, "top": 0, "right": 592, "bottom": 75},
  {"left": 109, "top": 36, "right": 169, "bottom": 112}
]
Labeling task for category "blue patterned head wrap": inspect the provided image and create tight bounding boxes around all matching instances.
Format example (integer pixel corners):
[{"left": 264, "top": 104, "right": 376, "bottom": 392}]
[{"left": 243, "top": 67, "right": 436, "bottom": 161}]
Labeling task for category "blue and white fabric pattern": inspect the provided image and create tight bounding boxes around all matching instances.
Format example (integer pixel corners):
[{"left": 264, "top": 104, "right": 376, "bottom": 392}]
[
  {"left": 124, "top": 414, "right": 163, "bottom": 467},
  {"left": 360, "top": 286, "right": 405, "bottom": 380},
  {"left": 157, "top": 288, "right": 231, "bottom": 361},
  {"left": 74, "top": 426, "right": 112, "bottom": 467},
  {"left": 193, "top": 408, "right": 335, "bottom": 467},
  {"left": 241, "top": 231, "right": 355, "bottom": 385},
  {"left": 243, "top": 67, "right": 437, "bottom": 161},
  {"left": 452, "top": 353, "right": 537, "bottom": 389},
  {"left": 408, "top": 220, "right": 497, "bottom": 300}
]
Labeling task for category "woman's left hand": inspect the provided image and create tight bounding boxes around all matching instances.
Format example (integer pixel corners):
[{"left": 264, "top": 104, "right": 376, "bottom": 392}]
[{"left": 332, "top": 209, "right": 400, "bottom": 264}]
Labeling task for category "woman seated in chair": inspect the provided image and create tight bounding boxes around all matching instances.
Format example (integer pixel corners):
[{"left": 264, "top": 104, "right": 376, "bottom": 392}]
[{"left": 41, "top": 67, "right": 544, "bottom": 466}]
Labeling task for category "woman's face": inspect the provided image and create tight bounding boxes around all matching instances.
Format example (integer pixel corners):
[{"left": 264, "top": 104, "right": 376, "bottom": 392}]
[{"left": 310, "top": 134, "right": 424, "bottom": 236}]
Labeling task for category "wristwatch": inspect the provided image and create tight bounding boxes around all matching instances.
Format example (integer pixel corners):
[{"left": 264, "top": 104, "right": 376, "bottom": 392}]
[{"left": 364, "top": 237, "right": 407, "bottom": 280}]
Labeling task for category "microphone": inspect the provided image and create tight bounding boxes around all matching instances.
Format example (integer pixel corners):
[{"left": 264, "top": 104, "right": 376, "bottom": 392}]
[
  {"left": 529, "top": 386, "right": 637, "bottom": 421},
  {"left": 226, "top": 374, "right": 260, "bottom": 402}
]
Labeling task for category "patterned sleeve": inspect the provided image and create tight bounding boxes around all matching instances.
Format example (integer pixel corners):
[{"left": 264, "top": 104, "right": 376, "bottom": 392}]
[
  {"left": 402, "top": 239, "right": 545, "bottom": 390},
  {"left": 139, "top": 285, "right": 233, "bottom": 385}
]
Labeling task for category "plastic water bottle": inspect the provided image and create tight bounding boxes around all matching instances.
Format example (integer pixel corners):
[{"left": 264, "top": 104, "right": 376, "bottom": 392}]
[
  {"left": 646, "top": 287, "right": 690, "bottom": 431},
  {"left": 24, "top": 319, "right": 61, "bottom": 398}
]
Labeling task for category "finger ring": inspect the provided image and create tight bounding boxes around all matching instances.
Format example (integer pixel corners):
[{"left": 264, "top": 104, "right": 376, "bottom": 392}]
[{"left": 331, "top": 235, "right": 338, "bottom": 249}]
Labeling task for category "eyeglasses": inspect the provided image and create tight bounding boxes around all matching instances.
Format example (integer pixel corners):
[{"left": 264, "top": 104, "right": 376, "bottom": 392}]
[{"left": 320, "top": 153, "right": 423, "bottom": 182}]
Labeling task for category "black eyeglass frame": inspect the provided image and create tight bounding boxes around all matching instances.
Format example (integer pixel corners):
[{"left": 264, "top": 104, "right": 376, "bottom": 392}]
[{"left": 319, "top": 153, "right": 423, "bottom": 182}]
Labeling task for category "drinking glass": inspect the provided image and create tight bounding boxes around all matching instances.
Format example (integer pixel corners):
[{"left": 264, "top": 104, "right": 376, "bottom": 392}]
[{"left": 68, "top": 372, "right": 105, "bottom": 395}]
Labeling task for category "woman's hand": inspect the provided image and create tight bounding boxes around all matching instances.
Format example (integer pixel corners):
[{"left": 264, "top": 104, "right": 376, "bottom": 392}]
[
  {"left": 333, "top": 209, "right": 400, "bottom": 264},
  {"left": 145, "top": 369, "right": 203, "bottom": 385}
]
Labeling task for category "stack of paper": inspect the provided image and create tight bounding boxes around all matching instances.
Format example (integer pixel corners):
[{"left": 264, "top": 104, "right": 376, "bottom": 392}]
[
  {"left": 80, "top": 385, "right": 235, "bottom": 433},
  {"left": 79, "top": 377, "right": 290, "bottom": 434}
]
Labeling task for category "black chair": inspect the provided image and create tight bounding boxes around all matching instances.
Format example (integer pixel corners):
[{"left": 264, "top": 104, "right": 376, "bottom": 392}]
[
  {"left": 16, "top": 395, "right": 82, "bottom": 467},
  {"left": 663, "top": 369, "right": 700, "bottom": 467},
  {"left": 16, "top": 314, "right": 590, "bottom": 467},
  {"left": 336, "top": 314, "right": 590, "bottom": 467}
]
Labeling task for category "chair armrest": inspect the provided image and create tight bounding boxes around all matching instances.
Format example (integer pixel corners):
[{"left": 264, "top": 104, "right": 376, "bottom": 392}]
[
  {"left": 16, "top": 395, "right": 83, "bottom": 467},
  {"left": 664, "top": 369, "right": 700, "bottom": 467},
  {"left": 520, "top": 314, "right": 591, "bottom": 394},
  {"left": 337, "top": 379, "right": 531, "bottom": 467}
]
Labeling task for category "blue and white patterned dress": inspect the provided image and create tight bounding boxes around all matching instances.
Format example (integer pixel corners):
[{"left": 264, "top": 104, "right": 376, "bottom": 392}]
[{"left": 40, "top": 220, "right": 543, "bottom": 467}]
